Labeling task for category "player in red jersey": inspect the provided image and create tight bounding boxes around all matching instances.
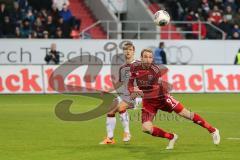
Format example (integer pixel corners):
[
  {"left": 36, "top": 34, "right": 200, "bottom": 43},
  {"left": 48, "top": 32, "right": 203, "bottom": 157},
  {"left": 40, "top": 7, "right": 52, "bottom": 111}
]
[{"left": 128, "top": 48, "right": 220, "bottom": 149}]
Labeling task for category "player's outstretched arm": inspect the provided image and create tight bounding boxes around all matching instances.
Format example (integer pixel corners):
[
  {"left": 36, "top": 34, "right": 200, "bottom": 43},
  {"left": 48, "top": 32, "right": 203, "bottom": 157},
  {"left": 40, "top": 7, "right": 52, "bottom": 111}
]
[
  {"left": 100, "top": 81, "right": 124, "bottom": 97},
  {"left": 128, "top": 64, "right": 136, "bottom": 95},
  {"left": 105, "top": 81, "right": 124, "bottom": 93}
]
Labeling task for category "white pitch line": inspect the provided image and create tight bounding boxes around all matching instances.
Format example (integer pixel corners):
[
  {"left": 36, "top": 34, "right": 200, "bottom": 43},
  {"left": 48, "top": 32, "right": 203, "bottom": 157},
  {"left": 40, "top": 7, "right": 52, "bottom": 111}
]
[{"left": 226, "top": 137, "right": 240, "bottom": 140}]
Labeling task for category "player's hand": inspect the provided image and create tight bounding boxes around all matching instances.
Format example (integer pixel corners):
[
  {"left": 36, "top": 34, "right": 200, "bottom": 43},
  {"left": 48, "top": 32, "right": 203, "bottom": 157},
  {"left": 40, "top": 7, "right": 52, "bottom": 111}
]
[
  {"left": 136, "top": 90, "right": 144, "bottom": 97},
  {"left": 134, "top": 87, "right": 144, "bottom": 97},
  {"left": 130, "top": 92, "right": 138, "bottom": 100},
  {"left": 130, "top": 88, "right": 143, "bottom": 100}
]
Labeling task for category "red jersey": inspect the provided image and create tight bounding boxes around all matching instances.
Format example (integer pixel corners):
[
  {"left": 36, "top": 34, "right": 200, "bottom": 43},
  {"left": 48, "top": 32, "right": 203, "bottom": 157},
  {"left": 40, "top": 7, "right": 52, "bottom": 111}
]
[{"left": 128, "top": 61, "right": 169, "bottom": 99}]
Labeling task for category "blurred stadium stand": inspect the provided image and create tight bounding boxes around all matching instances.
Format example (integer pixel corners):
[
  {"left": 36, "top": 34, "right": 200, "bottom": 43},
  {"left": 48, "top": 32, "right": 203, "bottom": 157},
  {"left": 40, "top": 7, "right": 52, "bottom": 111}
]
[
  {"left": 144, "top": 0, "right": 183, "bottom": 39},
  {"left": 152, "top": 0, "right": 240, "bottom": 39},
  {"left": 1, "top": 0, "right": 240, "bottom": 39}
]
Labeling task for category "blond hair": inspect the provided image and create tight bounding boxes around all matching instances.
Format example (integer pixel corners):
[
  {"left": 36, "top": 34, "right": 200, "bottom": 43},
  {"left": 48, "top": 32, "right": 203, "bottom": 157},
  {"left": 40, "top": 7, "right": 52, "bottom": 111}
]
[
  {"left": 123, "top": 42, "right": 135, "bottom": 51},
  {"left": 141, "top": 48, "right": 153, "bottom": 57}
]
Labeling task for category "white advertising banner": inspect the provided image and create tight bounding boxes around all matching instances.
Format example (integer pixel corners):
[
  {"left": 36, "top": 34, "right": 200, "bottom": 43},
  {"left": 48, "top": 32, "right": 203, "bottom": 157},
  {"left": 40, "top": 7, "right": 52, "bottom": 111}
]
[
  {"left": 0, "top": 65, "right": 239, "bottom": 94},
  {"left": 0, "top": 39, "right": 239, "bottom": 65}
]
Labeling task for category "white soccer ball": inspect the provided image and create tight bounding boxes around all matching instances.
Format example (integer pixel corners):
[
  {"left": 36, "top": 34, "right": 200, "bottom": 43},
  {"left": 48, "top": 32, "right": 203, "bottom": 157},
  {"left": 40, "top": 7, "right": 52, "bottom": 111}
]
[{"left": 154, "top": 10, "right": 170, "bottom": 26}]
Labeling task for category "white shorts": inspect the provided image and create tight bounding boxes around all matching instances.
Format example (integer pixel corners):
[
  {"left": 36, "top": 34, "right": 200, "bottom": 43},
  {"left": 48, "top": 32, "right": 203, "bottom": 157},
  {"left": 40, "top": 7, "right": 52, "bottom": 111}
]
[{"left": 116, "top": 95, "right": 142, "bottom": 109}]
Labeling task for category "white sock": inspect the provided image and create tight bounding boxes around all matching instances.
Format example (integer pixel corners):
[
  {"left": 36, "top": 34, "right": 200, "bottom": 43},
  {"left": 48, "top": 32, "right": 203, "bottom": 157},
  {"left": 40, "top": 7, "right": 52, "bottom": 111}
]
[
  {"left": 119, "top": 111, "right": 130, "bottom": 134},
  {"left": 106, "top": 116, "right": 116, "bottom": 138}
]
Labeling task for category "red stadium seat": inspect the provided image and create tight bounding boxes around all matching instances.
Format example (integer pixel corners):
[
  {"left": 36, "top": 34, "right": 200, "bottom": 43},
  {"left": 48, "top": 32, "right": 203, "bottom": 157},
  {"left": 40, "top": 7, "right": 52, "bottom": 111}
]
[{"left": 69, "top": 0, "right": 107, "bottom": 39}]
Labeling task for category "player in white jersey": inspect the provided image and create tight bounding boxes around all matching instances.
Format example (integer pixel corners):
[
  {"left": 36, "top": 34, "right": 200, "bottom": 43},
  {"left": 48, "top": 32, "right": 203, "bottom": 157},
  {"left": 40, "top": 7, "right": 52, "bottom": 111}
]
[{"left": 99, "top": 42, "right": 142, "bottom": 144}]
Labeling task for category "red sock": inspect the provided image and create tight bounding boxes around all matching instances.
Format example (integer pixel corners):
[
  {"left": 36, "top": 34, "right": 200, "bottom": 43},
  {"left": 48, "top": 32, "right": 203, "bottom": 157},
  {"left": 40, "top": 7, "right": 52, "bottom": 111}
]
[
  {"left": 151, "top": 127, "right": 174, "bottom": 140},
  {"left": 193, "top": 113, "right": 216, "bottom": 133}
]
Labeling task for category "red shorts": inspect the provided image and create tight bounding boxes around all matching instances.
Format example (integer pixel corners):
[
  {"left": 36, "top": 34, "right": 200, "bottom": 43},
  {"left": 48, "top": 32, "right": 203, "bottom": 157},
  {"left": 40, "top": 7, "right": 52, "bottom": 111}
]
[{"left": 142, "top": 95, "right": 184, "bottom": 123}]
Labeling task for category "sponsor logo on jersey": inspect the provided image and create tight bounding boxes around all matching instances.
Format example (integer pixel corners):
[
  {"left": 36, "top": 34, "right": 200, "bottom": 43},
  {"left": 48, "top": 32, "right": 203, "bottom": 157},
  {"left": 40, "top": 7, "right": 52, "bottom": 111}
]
[{"left": 148, "top": 75, "right": 154, "bottom": 81}]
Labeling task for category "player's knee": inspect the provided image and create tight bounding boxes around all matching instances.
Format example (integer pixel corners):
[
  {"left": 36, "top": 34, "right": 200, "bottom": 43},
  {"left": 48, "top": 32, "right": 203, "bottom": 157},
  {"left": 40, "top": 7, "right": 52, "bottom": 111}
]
[
  {"left": 142, "top": 122, "right": 153, "bottom": 134},
  {"left": 107, "top": 99, "right": 119, "bottom": 113},
  {"left": 178, "top": 108, "right": 193, "bottom": 120},
  {"left": 118, "top": 104, "right": 127, "bottom": 113}
]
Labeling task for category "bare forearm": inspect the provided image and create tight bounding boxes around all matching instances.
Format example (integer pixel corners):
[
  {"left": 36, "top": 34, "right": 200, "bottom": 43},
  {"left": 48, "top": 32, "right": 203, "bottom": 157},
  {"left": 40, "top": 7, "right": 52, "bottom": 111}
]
[{"left": 106, "top": 81, "right": 123, "bottom": 93}]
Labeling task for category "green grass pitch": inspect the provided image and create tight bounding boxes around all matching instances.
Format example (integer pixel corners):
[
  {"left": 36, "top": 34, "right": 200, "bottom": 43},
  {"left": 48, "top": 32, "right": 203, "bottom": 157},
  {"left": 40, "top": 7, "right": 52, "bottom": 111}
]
[{"left": 0, "top": 94, "right": 240, "bottom": 160}]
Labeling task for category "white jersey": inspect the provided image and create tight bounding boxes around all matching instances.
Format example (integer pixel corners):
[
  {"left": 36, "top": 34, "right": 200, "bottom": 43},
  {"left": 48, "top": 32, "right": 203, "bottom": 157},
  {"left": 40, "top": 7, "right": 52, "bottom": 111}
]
[
  {"left": 118, "top": 60, "right": 136, "bottom": 96},
  {"left": 116, "top": 60, "right": 141, "bottom": 107}
]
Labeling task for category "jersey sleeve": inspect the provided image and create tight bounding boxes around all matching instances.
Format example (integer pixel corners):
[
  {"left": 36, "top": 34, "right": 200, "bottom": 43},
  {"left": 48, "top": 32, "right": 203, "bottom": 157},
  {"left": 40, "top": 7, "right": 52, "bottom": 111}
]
[
  {"left": 153, "top": 64, "right": 168, "bottom": 79},
  {"left": 152, "top": 64, "right": 171, "bottom": 95},
  {"left": 118, "top": 67, "right": 122, "bottom": 82}
]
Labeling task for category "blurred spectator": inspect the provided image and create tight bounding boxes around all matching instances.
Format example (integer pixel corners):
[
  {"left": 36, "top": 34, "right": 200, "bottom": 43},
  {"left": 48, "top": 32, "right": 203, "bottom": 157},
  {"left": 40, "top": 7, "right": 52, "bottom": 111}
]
[
  {"left": 218, "top": 16, "right": 232, "bottom": 39},
  {"left": 11, "top": 1, "right": 22, "bottom": 25},
  {"left": 29, "top": 31, "right": 38, "bottom": 39},
  {"left": 39, "top": 8, "right": 48, "bottom": 22},
  {"left": 33, "top": 16, "right": 44, "bottom": 38},
  {"left": 209, "top": 5, "right": 223, "bottom": 25},
  {"left": 52, "top": 0, "right": 69, "bottom": 11},
  {"left": 59, "top": 3, "right": 72, "bottom": 22},
  {"left": 0, "top": 3, "right": 9, "bottom": 25},
  {"left": 200, "top": 0, "right": 211, "bottom": 20},
  {"left": 206, "top": 18, "right": 222, "bottom": 39},
  {"left": 185, "top": 10, "right": 197, "bottom": 21},
  {"left": 224, "top": 0, "right": 237, "bottom": 12},
  {"left": 70, "top": 24, "right": 80, "bottom": 39},
  {"left": 232, "top": 24, "right": 240, "bottom": 34},
  {"left": 232, "top": 31, "right": 240, "bottom": 39},
  {"left": 212, "top": 0, "right": 224, "bottom": 11},
  {"left": 50, "top": 5, "right": 60, "bottom": 24},
  {"left": 233, "top": 8, "right": 240, "bottom": 26},
  {"left": 45, "top": 15, "right": 56, "bottom": 38},
  {"left": 15, "top": 27, "right": 21, "bottom": 38},
  {"left": 2, "top": 16, "right": 14, "bottom": 37},
  {"left": 20, "top": 19, "right": 31, "bottom": 38},
  {"left": 43, "top": 30, "right": 49, "bottom": 39},
  {"left": 55, "top": 27, "right": 64, "bottom": 38},
  {"left": 25, "top": 8, "right": 35, "bottom": 25},
  {"left": 223, "top": 5, "right": 234, "bottom": 23},
  {"left": 44, "top": 43, "right": 60, "bottom": 64},
  {"left": 154, "top": 42, "right": 167, "bottom": 65},
  {"left": 165, "top": 0, "right": 182, "bottom": 21},
  {"left": 192, "top": 19, "right": 207, "bottom": 39},
  {"left": 184, "top": 10, "right": 198, "bottom": 39},
  {"left": 0, "top": 0, "right": 81, "bottom": 39},
  {"left": 57, "top": 17, "right": 70, "bottom": 38}
]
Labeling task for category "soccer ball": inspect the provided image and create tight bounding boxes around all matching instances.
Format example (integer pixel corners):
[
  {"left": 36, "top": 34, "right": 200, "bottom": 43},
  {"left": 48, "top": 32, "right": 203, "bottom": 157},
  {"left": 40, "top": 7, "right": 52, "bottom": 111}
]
[{"left": 154, "top": 10, "right": 170, "bottom": 26}]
